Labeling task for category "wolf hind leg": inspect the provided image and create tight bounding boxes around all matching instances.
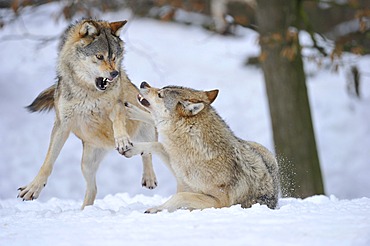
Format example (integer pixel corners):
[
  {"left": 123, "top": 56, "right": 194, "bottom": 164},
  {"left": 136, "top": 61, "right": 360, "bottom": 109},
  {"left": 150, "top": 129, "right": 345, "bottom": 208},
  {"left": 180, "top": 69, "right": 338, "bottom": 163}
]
[
  {"left": 145, "top": 192, "right": 223, "bottom": 213},
  {"left": 255, "top": 194, "right": 279, "bottom": 209},
  {"left": 81, "top": 143, "right": 107, "bottom": 209},
  {"left": 18, "top": 120, "right": 70, "bottom": 201}
]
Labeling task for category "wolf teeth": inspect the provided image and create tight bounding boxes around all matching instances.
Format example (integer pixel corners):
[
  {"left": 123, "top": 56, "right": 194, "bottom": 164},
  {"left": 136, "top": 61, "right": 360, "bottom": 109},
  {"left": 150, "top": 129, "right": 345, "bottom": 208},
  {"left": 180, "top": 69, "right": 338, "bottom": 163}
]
[
  {"left": 138, "top": 94, "right": 144, "bottom": 102},
  {"left": 95, "top": 77, "right": 111, "bottom": 91},
  {"left": 137, "top": 94, "right": 150, "bottom": 107},
  {"left": 103, "top": 77, "right": 113, "bottom": 83}
]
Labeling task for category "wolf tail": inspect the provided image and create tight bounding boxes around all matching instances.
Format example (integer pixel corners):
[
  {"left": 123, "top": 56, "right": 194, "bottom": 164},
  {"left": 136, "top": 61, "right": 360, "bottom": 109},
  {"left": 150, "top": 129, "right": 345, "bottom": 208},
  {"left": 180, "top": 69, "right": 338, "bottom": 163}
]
[{"left": 26, "top": 84, "right": 56, "bottom": 113}]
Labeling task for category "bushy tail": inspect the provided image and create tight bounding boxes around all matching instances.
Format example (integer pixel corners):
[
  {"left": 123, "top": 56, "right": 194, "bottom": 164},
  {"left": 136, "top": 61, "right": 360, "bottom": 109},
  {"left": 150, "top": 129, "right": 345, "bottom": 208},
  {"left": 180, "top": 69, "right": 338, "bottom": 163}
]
[{"left": 26, "top": 84, "right": 56, "bottom": 113}]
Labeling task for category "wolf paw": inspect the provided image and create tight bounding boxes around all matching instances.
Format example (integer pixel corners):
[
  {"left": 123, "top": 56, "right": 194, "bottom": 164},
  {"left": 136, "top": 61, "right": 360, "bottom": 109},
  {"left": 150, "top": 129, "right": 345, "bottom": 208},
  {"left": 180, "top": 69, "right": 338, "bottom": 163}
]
[
  {"left": 17, "top": 181, "right": 46, "bottom": 201},
  {"left": 142, "top": 174, "right": 158, "bottom": 190},
  {"left": 125, "top": 102, "right": 141, "bottom": 119},
  {"left": 144, "top": 206, "right": 163, "bottom": 214},
  {"left": 115, "top": 136, "right": 132, "bottom": 155},
  {"left": 122, "top": 144, "right": 141, "bottom": 158}
]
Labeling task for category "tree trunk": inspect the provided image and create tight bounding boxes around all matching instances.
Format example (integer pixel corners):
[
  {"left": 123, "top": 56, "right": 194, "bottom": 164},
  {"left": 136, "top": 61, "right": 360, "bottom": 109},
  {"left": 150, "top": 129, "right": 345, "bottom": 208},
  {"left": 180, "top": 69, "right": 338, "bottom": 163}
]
[{"left": 256, "top": 0, "right": 324, "bottom": 197}]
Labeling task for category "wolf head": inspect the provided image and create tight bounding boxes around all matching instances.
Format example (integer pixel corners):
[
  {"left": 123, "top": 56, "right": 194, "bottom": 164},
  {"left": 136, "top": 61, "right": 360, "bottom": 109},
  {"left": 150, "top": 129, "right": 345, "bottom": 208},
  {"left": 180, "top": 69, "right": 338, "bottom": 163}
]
[
  {"left": 58, "top": 19, "right": 127, "bottom": 92},
  {"left": 137, "top": 81, "right": 219, "bottom": 120}
]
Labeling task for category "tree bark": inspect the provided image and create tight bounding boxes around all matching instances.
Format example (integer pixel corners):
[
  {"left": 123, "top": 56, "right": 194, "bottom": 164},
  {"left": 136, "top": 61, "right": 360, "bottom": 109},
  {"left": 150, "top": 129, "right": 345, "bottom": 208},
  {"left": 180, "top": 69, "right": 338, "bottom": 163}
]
[{"left": 256, "top": 0, "right": 324, "bottom": 197}]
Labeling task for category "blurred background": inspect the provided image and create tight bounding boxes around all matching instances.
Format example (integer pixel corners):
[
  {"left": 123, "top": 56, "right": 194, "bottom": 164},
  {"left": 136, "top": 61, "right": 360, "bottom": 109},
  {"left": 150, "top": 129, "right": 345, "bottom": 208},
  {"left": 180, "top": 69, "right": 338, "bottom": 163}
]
[{"left": 0, "top": 0, "right": 369, "bottom": 202}]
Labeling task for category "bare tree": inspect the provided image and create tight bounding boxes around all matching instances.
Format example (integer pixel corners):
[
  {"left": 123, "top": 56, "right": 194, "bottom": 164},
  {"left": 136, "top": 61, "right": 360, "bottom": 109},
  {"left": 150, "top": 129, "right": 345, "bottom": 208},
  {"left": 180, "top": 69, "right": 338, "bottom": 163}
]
[{"left": 256, "top": 0, "right": 325, "bottom": 198}]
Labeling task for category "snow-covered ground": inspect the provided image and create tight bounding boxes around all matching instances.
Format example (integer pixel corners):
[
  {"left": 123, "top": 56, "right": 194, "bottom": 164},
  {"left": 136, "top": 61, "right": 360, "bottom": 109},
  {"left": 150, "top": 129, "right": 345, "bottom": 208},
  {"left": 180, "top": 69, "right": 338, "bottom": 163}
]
[
  {"left": 1, "top": 194, "right": 370, "bottom": 246},
  {"left": 1, "top": 3, "right": 370, "bottom": 245}
]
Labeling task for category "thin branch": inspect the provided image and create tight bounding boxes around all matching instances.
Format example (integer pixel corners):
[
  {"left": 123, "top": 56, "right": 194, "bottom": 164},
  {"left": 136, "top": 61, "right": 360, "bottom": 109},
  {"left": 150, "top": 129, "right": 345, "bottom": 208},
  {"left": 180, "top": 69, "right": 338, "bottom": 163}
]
[
  {"left": 0, "top": 12, "right": 60, "bottom": 45},
  {"left": 298, "top": 1, "right": 328, "bottom": 56}
]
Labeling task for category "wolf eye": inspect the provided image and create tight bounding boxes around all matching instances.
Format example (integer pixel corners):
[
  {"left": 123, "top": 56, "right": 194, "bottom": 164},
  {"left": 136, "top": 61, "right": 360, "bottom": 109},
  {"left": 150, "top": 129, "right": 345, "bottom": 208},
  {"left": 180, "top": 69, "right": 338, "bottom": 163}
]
[
  {"left": 112, "top": 56, "right": 116, "bottom": 61},
  {"left": 96, "top": 54, "right": 104, "bottom": 60},
  {"left": 158, "top": 92, "right": 163, "bottom": 98}
]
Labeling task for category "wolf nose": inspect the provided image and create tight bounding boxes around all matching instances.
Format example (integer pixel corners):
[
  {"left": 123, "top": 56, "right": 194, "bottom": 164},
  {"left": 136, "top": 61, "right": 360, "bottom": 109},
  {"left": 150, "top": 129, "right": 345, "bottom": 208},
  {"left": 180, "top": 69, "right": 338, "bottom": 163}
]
[
  {"left": 140, "top": 81, "right": 151, "bottom": 89},
  {"left": 110, "top": 70, "right": 119, "bottom": 78}
]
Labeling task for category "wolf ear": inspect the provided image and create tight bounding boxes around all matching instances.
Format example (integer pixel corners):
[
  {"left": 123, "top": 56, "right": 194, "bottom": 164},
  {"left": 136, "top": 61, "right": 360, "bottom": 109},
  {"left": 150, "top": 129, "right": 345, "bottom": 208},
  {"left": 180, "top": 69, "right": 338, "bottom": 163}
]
[
  {"left": 110, "top": 20, "right": 127, "bottom": 36},
  {"left": 205, "top": 89, "right": 219, "bottom": 104},
  {"left": 79, "top": 21, "right": 98, "bottom": 37},
  {"left": 178, "top": 101, "right": 205, "bottom": 116}
]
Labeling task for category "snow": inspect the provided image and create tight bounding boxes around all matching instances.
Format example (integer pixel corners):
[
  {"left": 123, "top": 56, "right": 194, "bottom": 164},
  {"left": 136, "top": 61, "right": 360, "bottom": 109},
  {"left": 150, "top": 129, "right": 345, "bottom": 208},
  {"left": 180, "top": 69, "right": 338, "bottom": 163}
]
[
  {"left": 1, "top": 3, "right": 370, "bottom": 245},
  {"left": 1, "top": 194, "right": 370, "bottom": 246}
]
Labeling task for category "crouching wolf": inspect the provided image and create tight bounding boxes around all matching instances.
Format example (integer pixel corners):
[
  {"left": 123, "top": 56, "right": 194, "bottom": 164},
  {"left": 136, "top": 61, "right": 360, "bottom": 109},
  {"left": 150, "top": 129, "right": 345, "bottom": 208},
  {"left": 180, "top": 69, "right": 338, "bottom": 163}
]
[
  {"left": 124, "top": 82, "right": 280, "bottom": 213},
  {"left": 18, "top": 19, "right": 158, "bottom": 209}
]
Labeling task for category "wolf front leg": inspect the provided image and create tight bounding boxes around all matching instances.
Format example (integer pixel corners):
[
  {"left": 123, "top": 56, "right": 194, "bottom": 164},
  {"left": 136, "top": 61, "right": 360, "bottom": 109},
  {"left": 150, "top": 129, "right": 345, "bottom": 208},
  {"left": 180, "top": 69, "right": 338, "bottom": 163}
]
[
  {"left": 145, "top": 192, "right": 223, "bottom": 213},
  {"left": 123, "top": 142, "right": 171, "bottom": 169},
  {"left": 124, "top": 102, "right": 154, "bottom": 126},
  {"left": 81, "top": 143, "right": 107, "bottom": 209},
  {"left": 124, "top": 141, "right": 176, "bottom": 190},
  {"left": 18, "top": 119, "right": 70, "bottom": 200},
  {"left": 110, "top": 101, "right": 132, "bottom": 155},
  {"left": 141, "top": 153, "right": 157, "bottom": 189},
  {"left": 114, "top": 102, "right": 158, "bottom": 189}
]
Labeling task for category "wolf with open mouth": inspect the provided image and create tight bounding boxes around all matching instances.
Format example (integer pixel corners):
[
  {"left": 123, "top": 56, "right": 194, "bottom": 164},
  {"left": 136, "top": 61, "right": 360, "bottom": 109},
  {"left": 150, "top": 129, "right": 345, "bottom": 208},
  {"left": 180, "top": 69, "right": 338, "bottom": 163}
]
[
  {"left": 18, "top": 19, "right": 158, "bottom": 209},
  {"left": 124, "top": 82, "right": 280, "bottom": 213}
]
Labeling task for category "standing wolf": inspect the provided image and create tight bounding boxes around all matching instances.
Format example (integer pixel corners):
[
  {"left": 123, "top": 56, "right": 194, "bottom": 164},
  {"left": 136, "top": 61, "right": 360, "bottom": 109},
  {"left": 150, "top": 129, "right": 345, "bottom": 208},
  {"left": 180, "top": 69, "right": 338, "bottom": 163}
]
[
  {"left": 124, "top": 82, "right": 280, "bottom": 213},
  {"left": 18, "top": 19, "right": 158, "bottom": 209}
]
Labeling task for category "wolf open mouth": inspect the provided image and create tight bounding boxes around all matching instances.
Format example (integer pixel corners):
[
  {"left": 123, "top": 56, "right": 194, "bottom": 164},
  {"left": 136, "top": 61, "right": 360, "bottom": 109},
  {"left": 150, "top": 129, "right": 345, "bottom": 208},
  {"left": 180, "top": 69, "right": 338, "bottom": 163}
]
[
  {"left": 95, "top": 77, "right": 114, "bottom": 91},
  {"left": 138, "top": 94, "right": 150, "bottom": 107}
]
